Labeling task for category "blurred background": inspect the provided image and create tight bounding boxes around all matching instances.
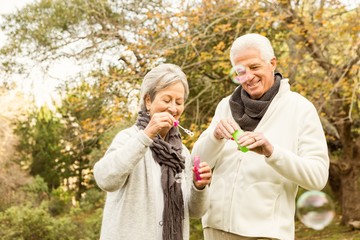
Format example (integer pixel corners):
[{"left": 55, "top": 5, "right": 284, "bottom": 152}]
[{"left": 0, "top": 0, "right": 359, "bottom": 239}]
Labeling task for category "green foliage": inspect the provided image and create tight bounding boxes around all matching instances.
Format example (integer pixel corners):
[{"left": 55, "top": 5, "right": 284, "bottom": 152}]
[
  {"left": 88, "top": 115, "right": 136, "bottom": 166},
  {"left": 21, "top": 175, "right": 49, "bottom": 206},
  {"left": 79, "top": 188, "right": 105, "bottom": 212},
  {"left": 0, "top": 202, "right": 104, "bottom": 240},
  {"left": 0, "top": 176, "right": 103, "bottom": 239},
  {"left": 55, "top": 78, "right": 134, "bottom": 200},
  {"left": 14, "top": 76, "right": 134, "bottom": 201},
  {"left": 15, "top": 107, "right": 64, "bottom": 190},
  {"left": 0, "top": 205, "right": 74, "bottom": 240},
  {"left": 47, "top": 188, "right": 72, "bottom": 216},
  {"left": 71, "top": 207, "right": 103, "bottom": 239},
  {"left": 22, "top": 175, "right": 49, "bottom": 194},
  {"left": 190, "top": 218, "right": 205, "bottom": 240}
]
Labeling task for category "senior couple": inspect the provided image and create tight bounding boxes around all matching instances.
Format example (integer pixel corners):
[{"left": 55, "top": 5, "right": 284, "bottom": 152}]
[{"left": 93, "top": 33, "right": 329, "bottom": 240}]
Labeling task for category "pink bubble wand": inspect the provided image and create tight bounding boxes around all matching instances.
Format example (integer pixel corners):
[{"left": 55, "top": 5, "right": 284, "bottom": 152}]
[{"left": 174, "top": 120, "right": 195, "bottom": 137}]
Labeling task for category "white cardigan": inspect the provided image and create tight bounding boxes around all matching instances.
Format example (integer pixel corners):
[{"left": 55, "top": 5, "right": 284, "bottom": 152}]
[
  {"left": 94, "top": 126, "right": 209, "bottom": 240},
  {"left": 191, "top": 79, "right": 329, "bottom": 240}
]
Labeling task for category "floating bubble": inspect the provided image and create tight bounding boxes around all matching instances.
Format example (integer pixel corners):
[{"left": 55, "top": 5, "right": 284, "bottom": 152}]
[
  {"left": 174, "top": 173, "right": 182, "bottom": 183},
  {"left": 229, "top": 64, "right": 247, "bottom": 84},
  {"left": 296, "top": 190, "right": 335, "bottom": 230}
]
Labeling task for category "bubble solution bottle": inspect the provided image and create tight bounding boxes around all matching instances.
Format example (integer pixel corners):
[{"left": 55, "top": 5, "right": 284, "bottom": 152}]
[
  {"left": 193, "top": 156, "right": 202, "bottom": 181},
  {"left": 232, "top": 129, "right": 249, "bottom": 152}
]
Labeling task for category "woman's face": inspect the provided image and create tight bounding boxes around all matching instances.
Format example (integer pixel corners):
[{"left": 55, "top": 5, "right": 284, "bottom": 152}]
[
  {"left": 145, "top": 81, "right": 185, "bottom": 120},
  {"left": 233, "top": 48, "right": 276, "bottom": 99}
]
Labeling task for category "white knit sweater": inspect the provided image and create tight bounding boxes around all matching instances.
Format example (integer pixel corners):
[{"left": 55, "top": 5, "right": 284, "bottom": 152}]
[{"left": 94, "top": 126, "right": 209, "bottom": 240}]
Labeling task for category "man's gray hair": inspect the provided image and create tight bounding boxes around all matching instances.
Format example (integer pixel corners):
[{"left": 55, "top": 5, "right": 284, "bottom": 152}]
[
  {"left": 139, "top": 63, "right": 189, "bottom": 111},
  {"left": 230, "top": 33, "right": 275, "bottom": 66}
]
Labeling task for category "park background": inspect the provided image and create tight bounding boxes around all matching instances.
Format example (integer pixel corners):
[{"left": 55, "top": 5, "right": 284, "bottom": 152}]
[{"left": 0, "top": 0, "right": 359, "bottom": 239}]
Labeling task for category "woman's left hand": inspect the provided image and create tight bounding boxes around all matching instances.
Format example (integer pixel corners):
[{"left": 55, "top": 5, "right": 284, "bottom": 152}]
[{"left": 193, "top": 162, "right": 212, "bottom": 190}]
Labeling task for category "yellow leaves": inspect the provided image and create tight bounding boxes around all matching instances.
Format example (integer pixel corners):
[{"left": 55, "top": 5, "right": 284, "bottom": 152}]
[
  {"left": 216, "top": 61, "right": 232, "bottom": 74},
  {"left": 213, "top": 23, "right": 232, "bottom": 34},
  {"left": 199, "top": 52, "right": 213, "bottom": 62},
  {"left": 259, "top": 31, "right": 267, "bottom": 36},
  {"left": 146, "top": 12, "right": 153, "bottom": 18},
  {"left": 164, "top": 49, "right": 175, "bottom": 56},
  {"left": 182, "top": 120, "right": 212, "bottom": 151},
  {"left": 213, "top": 41, "right": 226, "bottom": 54}
]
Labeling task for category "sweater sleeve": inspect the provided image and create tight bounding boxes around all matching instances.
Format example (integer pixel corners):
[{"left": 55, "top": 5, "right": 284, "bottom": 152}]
[
  {"left": 265, "top": 102, "right": 329, "bottom": 190},
  {"left": 93, "top": 127, "right": 153, "bottom": 192}
]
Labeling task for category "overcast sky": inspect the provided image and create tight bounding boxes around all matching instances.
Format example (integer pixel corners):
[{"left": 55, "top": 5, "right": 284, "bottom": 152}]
[
  {"left": 0, "top": 0, "right": 30, "bottom": 14},
  {"left": 0, "top": 0, "right": 77, "bottom": 108},
  {"left": 0, "top": 0, "right": 33, "bottom": 45}
]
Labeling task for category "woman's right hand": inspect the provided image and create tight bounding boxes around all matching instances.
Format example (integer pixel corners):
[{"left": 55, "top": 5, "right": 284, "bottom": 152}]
[{"left": 144, "top": 112, "right": 176, "bottom": 139}]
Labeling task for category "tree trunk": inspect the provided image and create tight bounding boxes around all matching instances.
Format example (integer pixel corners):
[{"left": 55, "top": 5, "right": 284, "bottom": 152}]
[
  {"left": 331, "top": 121, "right": 360, "bottom": 227},
  {"left": 340, "top": 137, "right": 360, "bottom": 227}
]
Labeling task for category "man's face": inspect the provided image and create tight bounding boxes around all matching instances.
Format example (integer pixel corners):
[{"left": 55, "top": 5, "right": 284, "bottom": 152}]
[{"left": 233, "top": 48, "right": 276, "bottom": 99}]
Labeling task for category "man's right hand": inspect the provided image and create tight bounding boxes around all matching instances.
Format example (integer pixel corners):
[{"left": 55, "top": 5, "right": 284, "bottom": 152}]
[{"left": 213, "top": 118, "right": 239, "bottom": 140}]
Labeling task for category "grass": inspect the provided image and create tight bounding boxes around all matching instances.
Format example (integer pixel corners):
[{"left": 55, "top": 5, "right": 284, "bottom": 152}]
[
  {"left": 190, "top": 213, "right": 360, "bottom": 240},
  {"left": 295, "top": 213, "right": 360, "bottom": 240}
]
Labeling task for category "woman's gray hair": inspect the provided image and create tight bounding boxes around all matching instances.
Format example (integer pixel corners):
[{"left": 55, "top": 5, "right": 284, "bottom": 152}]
[
  {"left": 229, "top": 33, "right": 275, "bottom": 66},
  {"left": 139, "top": 63, "right": 189, "bottom": 111}
]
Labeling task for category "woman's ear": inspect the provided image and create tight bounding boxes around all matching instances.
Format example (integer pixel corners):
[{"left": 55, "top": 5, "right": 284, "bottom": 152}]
[{"left": 145, "top": 95, "right": 151, "bottom": 111}]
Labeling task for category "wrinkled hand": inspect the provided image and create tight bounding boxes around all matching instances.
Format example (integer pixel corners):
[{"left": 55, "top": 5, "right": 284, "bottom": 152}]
[
  {"left": 213, "top": 118, "right": 238, "bottom": 140},
  {"left": 143, "top": 112, "right": 176, "bottom": 139},
  {"left": 193, "top": 162, "right": 212, "bottom": 190},
  {"left": 237, "top": 131, "right": 274, "bottom": 157}
]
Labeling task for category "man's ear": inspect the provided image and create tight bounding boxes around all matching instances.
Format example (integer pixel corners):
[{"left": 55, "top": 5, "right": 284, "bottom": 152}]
[{"left": 270, "top": 57, "right": 277, "bottom": 71}]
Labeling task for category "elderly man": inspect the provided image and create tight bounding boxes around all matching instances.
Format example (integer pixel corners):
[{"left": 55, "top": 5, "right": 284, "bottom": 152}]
[{"left": 191, "top": 33, "right": 329, "bottom": 240}]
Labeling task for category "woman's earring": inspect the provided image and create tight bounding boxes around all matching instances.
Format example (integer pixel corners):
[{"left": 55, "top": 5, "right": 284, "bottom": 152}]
[{"left": 146, "top": 110, "right": 150, "bottom": 116}]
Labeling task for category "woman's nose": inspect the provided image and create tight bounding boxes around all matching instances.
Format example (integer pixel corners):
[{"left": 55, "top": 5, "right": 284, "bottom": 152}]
[{"left": 168, "top": 102, "right": 177, "bottom": 113}]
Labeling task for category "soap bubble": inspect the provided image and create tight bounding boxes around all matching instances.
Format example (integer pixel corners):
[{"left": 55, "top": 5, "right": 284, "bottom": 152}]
[
  {"left": 296, "top": 190, "right": 335, "bottom": 230},
  {"left": 174, "top": 173, "right": 182, "bottom": 183},
  {"left": 229, "top": 64, "right": 247, "bottom": 84}
]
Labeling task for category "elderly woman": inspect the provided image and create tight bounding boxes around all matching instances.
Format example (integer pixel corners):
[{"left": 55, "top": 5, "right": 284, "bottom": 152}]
[
  {"left": 191, "top": 34, "right": 329, "bottom": 240},
  {"left": 94, "top": 63, "right": 211, "bottom": 240}
]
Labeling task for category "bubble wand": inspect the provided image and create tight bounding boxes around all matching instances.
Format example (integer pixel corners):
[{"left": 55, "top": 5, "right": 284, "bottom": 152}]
[
  {"left": 174, "top": 120, "right": 194, "bottom": 137},
  {"left": 193, "top": 155, "right": 201, "bottom": 181}
]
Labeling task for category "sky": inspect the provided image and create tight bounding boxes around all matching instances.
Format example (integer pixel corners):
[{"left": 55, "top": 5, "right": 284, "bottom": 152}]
[
  {"left": 0, "top": 0, "right": 81, "bottom": 108},
  {"left": 1, "top": 0, "right": 359, "bottom": 107},
  {"left": 0, "top": 0, "right": 28, "bottom": 14},
  {"left": 1, "top": 1, "right": 51, "bottom": 108}
]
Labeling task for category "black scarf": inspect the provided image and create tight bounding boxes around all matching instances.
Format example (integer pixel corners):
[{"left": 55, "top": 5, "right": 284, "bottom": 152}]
[
  {"left": 135, "top": 111, "right": 185, "bottom": 240},
  {"left": 229, "top": 73, "right": 282, "bottom": 131}
]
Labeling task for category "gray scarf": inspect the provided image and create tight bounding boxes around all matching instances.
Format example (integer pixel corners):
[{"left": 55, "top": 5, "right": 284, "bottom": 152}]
[
  {"left": 229, "top": 73, "right": 282, "bottom": 131},
  {"left": 135, "top": 111, "right": 185, "bottom": 240}
]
